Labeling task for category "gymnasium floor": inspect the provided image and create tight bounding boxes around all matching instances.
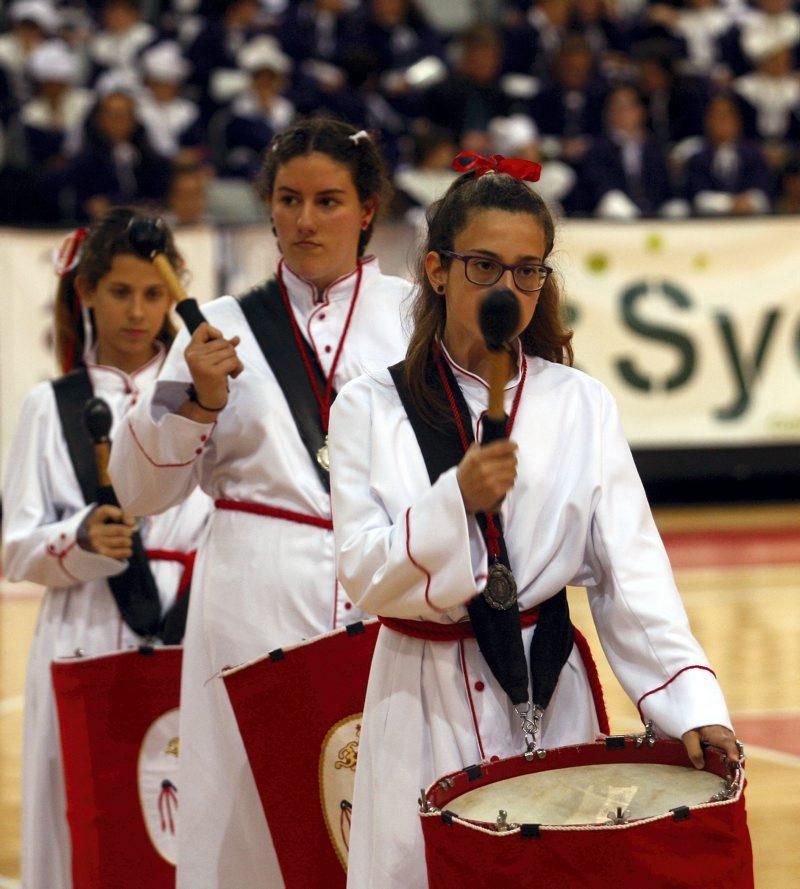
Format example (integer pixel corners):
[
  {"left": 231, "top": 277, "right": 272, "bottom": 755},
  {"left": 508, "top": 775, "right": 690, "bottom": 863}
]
[{"left": 1, "top": 502, "right": 798, "bottom": 887}]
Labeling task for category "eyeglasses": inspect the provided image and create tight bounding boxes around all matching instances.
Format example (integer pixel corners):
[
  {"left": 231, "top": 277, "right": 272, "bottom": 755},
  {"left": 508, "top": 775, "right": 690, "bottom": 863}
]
[{"left": 439, "top": 250, "right": 552, "bottom": 293}]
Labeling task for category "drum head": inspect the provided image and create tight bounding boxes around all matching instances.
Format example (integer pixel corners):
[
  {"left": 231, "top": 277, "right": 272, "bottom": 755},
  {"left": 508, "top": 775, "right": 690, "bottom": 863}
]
[{"left": 447, "top": 762, "right": 726, "bottom": 825}]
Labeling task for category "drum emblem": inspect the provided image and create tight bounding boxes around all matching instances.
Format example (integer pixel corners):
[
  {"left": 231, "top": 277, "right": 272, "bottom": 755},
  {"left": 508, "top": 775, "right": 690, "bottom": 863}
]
[
  {"left": 319, "top": 713, "right": 363, "bottom": 870},
  {"left": 137, "top": 707, "right": 181, "bottom": 864}
]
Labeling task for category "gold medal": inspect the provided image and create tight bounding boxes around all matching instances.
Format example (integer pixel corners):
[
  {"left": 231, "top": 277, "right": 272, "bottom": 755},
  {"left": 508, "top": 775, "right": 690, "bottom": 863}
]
[
  {"left": 317, "top": 435, "right": 330, "bottom": 472},
  {"left": 483, "top": 560, "right": 518, "bottom": 610}
]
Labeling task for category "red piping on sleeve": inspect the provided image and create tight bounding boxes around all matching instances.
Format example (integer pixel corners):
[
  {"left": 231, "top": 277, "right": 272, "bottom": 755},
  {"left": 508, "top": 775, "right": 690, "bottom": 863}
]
[
  {"left": 128, "top": 418, "right": 215, "bottom": 468},
  {"left": 636, "top": 665, "right": 717, "bottom": 724},
  {"left": 405, "top": 507, "right": 446, "bottom": 614}
]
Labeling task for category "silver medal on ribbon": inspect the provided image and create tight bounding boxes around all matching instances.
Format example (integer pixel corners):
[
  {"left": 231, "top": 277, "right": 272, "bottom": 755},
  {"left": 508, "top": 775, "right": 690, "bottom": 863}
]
[{"left": 482, "top": 560, "right": 518, "bottom": 610}]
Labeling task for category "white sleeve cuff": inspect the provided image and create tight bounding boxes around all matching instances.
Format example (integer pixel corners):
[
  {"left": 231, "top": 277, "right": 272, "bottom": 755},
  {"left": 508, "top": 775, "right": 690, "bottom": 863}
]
[
  {"left": 48, "top": 505, "right": 128, "bottom": 584},
  {"left": 638, "top": 666, "right": 732, "bottom": 740}
]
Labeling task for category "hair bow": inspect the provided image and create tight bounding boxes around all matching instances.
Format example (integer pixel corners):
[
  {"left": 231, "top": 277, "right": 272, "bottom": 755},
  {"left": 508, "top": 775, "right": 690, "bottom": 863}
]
[
  {"left": 451, "top": 151, "right": 542, "bottom": 183},
  {"left": 53, "top": 227, "right": 89, "bottom": 278}
]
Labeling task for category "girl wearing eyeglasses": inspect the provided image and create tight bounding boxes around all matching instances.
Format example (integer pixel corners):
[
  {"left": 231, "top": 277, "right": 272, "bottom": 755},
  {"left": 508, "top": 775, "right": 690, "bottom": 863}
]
[{"left": 328, "top": 156, "right": 741, "bottom": 888}]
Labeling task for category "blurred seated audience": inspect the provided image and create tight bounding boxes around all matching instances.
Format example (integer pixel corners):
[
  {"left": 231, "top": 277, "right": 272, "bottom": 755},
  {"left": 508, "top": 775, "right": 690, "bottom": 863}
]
[
  {"left": 529, "top": 34, "right": 607, "bottom": 165},
  {"left": 16, "top": 40, "right": 92, "bottom": 172},
  {"left": 54, "top": 71, "right": 170, "bottom": 221},
  {"left": 164, "top": 159, "right": 211, "bottom": 225},
  {"left": 212, "top": 35, "right": 293, "bottom": 178},
  {"left": 683, "top": 92, "right": 772, "bottom": 215},
  {"left": 0, "top": 0, "right": 59, "bottom": 106},
  {"left": 420, "top": 23, "right": 519, "bottom": 153},
  {"left": 88, "top": 0, "right": 157, "bottom": 82},
  {"left": 138, "top": 40, "right": 205, "bottom": 160},
  {"left": 577, "top": 82, "right": 688, "bottom": 218}
]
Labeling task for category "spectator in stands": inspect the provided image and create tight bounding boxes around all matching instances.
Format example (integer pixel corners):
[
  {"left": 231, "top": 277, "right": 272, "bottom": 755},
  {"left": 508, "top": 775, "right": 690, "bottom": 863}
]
[
  {"left": 137, "top": 41, "right": 204, "bottom": 161},
  {"left": 0, "top": 0, "right": 60, "bottom": 106},
  {"left": 502, "top": 0, "right": 574, "bottom": 79},
  {"left": 578, "top": 82, "right": 687, "bottom": 217},
  {"left": 683, "top": 92, "right": 772, "bottom": 214},
  {"left": 420, "top": 24, "right": 517, "bottom": 153},
  {"left": 568, "top": 0, "right": 629, "bottom": 64},
  {"left": 632, "top": 39, "right": 710, "bottom": 144},
  {"left": 529, "top": 34, "right": 607, "bottom": 165},
  {"left": 394, "top": 121, "right": 458, "bottom": 219},
  {"left": 215, "top": 35, "right": 294, "bottom": 178},
  {"left": 17, "top": 41, "right": 93, "bottom": 172},
  {"left": 719, "top": 0, "right": 800, "bottom": 77},
  {"left": 165, "top": 159, "right": 211, "bottom": 225},
  {"left": 186, "top": 0, "right": 262, "bottom": 124},
  {"left": 55, "top": 72, "right": 170, "bottom": 221},
  {"left": 88, "top": 0, "right": 157, "bottom": 82},
  {"left": 733, "top": 35, "right": 800, "bottom": 171},
  {"left": 646, "top": 0, "right": 731, "bottom": 79}
]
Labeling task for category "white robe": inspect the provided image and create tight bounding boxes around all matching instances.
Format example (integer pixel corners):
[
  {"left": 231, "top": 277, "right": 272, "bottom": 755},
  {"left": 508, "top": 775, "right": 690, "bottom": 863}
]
[
  {"left": 108, "top": 257, "right": 412, "bottom": 889},
  {"left": 328, "top": 345, "right": 733, "bottom": 889},
  {"left": 1, "top": 349, "right": 211, "bottom": 889}
]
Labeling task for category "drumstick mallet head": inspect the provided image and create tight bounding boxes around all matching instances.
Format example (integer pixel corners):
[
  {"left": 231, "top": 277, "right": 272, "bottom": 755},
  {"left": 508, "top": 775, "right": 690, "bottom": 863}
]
[
  {"left": 126, "top": 216, "right": 206, "bottom": 333},
  {"left": 479, "top": 288, "right": 520, "bottom": 428},
  {"left": 83, "top": 397, "right": 115, "bottom": 490}
]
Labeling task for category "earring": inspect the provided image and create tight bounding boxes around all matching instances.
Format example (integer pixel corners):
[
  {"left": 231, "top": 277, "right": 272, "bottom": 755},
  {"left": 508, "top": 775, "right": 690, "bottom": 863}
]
[{"left": 436, "top": 285, "right": 445, "bottom": 294}]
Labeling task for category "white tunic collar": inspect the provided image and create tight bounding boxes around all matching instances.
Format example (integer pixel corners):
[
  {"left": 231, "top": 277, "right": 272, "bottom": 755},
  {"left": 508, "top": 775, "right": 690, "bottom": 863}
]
[
  {"left": 439, "top": 339, "right": 524, "bottom": 400},
  {"left": 279, "top": 255, "right": 380, "bottom": 311},
  {"left": 85, "top": 342, "right": 165, "bottom": 394}
]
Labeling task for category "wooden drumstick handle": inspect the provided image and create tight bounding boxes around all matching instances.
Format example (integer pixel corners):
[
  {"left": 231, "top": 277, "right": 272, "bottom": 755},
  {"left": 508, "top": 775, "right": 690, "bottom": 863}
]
[
  {"left": 487, "top": 349, "right": 510, "bottom": 422},
  {"left": 152, "top": 254, "right": 206, "bottom": 333},
  {"left": 93, "top": 439, "right": 113, "bottom": 489}
]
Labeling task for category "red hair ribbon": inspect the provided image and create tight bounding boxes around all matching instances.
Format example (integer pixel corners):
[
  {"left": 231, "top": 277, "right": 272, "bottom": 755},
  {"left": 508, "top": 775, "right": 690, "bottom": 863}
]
[
  {"left": 53, "top": 227, "right": 88, "bottom": 278},
  {"left": 452, "top": 151, "right": 542, "bottom": 183}
]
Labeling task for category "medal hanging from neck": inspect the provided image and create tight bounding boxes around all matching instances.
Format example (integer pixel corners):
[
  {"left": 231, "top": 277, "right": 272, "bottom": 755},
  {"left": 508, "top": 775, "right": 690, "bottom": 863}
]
[
  {"left": 276, "top": 263, "right": 363, "bottom": 474},
  {"left": 433, "top": 344, "right": 526, "bottom": 611}
]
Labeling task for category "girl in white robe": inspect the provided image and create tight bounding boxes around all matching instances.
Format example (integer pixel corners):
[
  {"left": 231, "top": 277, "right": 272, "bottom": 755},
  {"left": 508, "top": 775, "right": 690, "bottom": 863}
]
[
  {"left": 329, "top": 156, "right": 743, "bottom": 888},
  {"left": 107, "top": 119, "right": 412, "bottom": 889},
  {"left": 1, "top": 209, "right": 211, "bottom": 889}
]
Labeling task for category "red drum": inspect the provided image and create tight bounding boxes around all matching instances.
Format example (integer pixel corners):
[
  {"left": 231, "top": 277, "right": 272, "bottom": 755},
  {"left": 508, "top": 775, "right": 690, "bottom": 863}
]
[
  {"left": 52, "top": 647, "right": 182, "bottom": 889},
  {"left": 420, "top": 736, "right": 753, "bottom": 889}
]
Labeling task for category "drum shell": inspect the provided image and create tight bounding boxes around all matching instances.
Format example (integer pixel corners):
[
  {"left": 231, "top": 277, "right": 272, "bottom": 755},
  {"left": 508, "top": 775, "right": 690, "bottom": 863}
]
[{"left": 421, "top": 741, "right": 754, "bottom": 889}]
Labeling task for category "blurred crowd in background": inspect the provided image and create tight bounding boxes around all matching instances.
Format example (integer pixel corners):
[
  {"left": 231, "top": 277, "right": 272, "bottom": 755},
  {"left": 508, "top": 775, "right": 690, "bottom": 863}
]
[{"left": 1, "top": 0, "right": 799, "bottom": 227}]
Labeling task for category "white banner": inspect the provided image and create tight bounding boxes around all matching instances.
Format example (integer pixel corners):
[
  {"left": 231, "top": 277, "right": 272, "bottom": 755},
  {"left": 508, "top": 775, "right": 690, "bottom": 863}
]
[{"left": 559, "top": 218, "right": 800, "bottom": 447}]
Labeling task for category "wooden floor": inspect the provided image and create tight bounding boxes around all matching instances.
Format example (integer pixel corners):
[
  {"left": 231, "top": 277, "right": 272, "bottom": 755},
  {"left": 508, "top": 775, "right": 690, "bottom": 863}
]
[{"left": 1, "top": 502, "right": 799, "bottom": 886}]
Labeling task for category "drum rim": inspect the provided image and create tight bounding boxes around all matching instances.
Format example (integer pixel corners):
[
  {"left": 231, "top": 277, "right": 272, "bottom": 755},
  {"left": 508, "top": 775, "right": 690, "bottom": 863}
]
[{"left": 420, "top": 738, "right": 745, "bottom": 834}]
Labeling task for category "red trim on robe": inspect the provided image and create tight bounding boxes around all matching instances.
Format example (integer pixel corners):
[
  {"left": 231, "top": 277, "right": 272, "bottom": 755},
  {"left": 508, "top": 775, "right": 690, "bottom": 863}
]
[
  {"left": 404, "top": 507, "right": 445, "bottom": 614},
  {"left": 127, "top": 418, "right": 215, "bottom": 468},
  {"left": 636, "top": 665, "right": 718, "bottom": 724},
  {"left": 214, "top": 500, "right": 333, "bottom": 529},
  {"left": 459, "top": 639, "right": 486, "bottom": 762}
]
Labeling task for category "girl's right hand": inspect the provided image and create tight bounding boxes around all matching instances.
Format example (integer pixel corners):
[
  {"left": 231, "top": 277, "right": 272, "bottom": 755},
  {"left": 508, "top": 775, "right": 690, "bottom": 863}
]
[
  {"left": 82, "top": 505, "right": 135, "bottom": 560},
  {"left": 456, "top": 440, "right": 518, "bottom": 514},
  {"left": 184, "top": 322, "right": 244, "bottom": 411}
]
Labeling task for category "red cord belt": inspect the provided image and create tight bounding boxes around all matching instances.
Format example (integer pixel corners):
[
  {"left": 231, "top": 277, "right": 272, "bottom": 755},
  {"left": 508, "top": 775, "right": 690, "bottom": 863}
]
[
  {"left": 379, "top": 607, "right": 539, "bottom": 642},
  {"left": 214, "top": 499, "right": 333, "bottom": 530}
]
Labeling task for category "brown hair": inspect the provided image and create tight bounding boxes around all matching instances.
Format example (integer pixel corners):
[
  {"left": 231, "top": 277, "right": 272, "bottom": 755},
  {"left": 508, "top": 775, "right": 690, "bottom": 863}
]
[
  {"left": 256, "top": 116, "right": 392, "bottom": 257},
  {"left": 405, "top": 171, "right": 573, "bottom": 424},
  {"left": 55, "top": 207, "right": 181, "bottom": 373}
]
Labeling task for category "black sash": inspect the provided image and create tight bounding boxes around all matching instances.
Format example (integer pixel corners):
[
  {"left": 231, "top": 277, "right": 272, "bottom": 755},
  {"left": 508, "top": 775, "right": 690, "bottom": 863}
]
[
  {"left": 388, "top": 354, "right": 573, "bottom": 711},
  {"left": 52, "top": 370, "right": 174, "bottom": 641},
  {"left": 239, "top": 281, "right": 332, "bottom": 491}
]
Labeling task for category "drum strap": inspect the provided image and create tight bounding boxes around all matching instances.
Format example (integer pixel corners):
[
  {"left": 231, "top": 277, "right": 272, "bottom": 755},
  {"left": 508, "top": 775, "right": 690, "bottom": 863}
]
[
  {"left": 52, "top": 370, "right": 179, "bottom": 642},
  {"left": 238, "top": 279, "right": 333, "bottom": 492},
  {"left": 388, "top": 352, "right": 574, "bottom": 711}
]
